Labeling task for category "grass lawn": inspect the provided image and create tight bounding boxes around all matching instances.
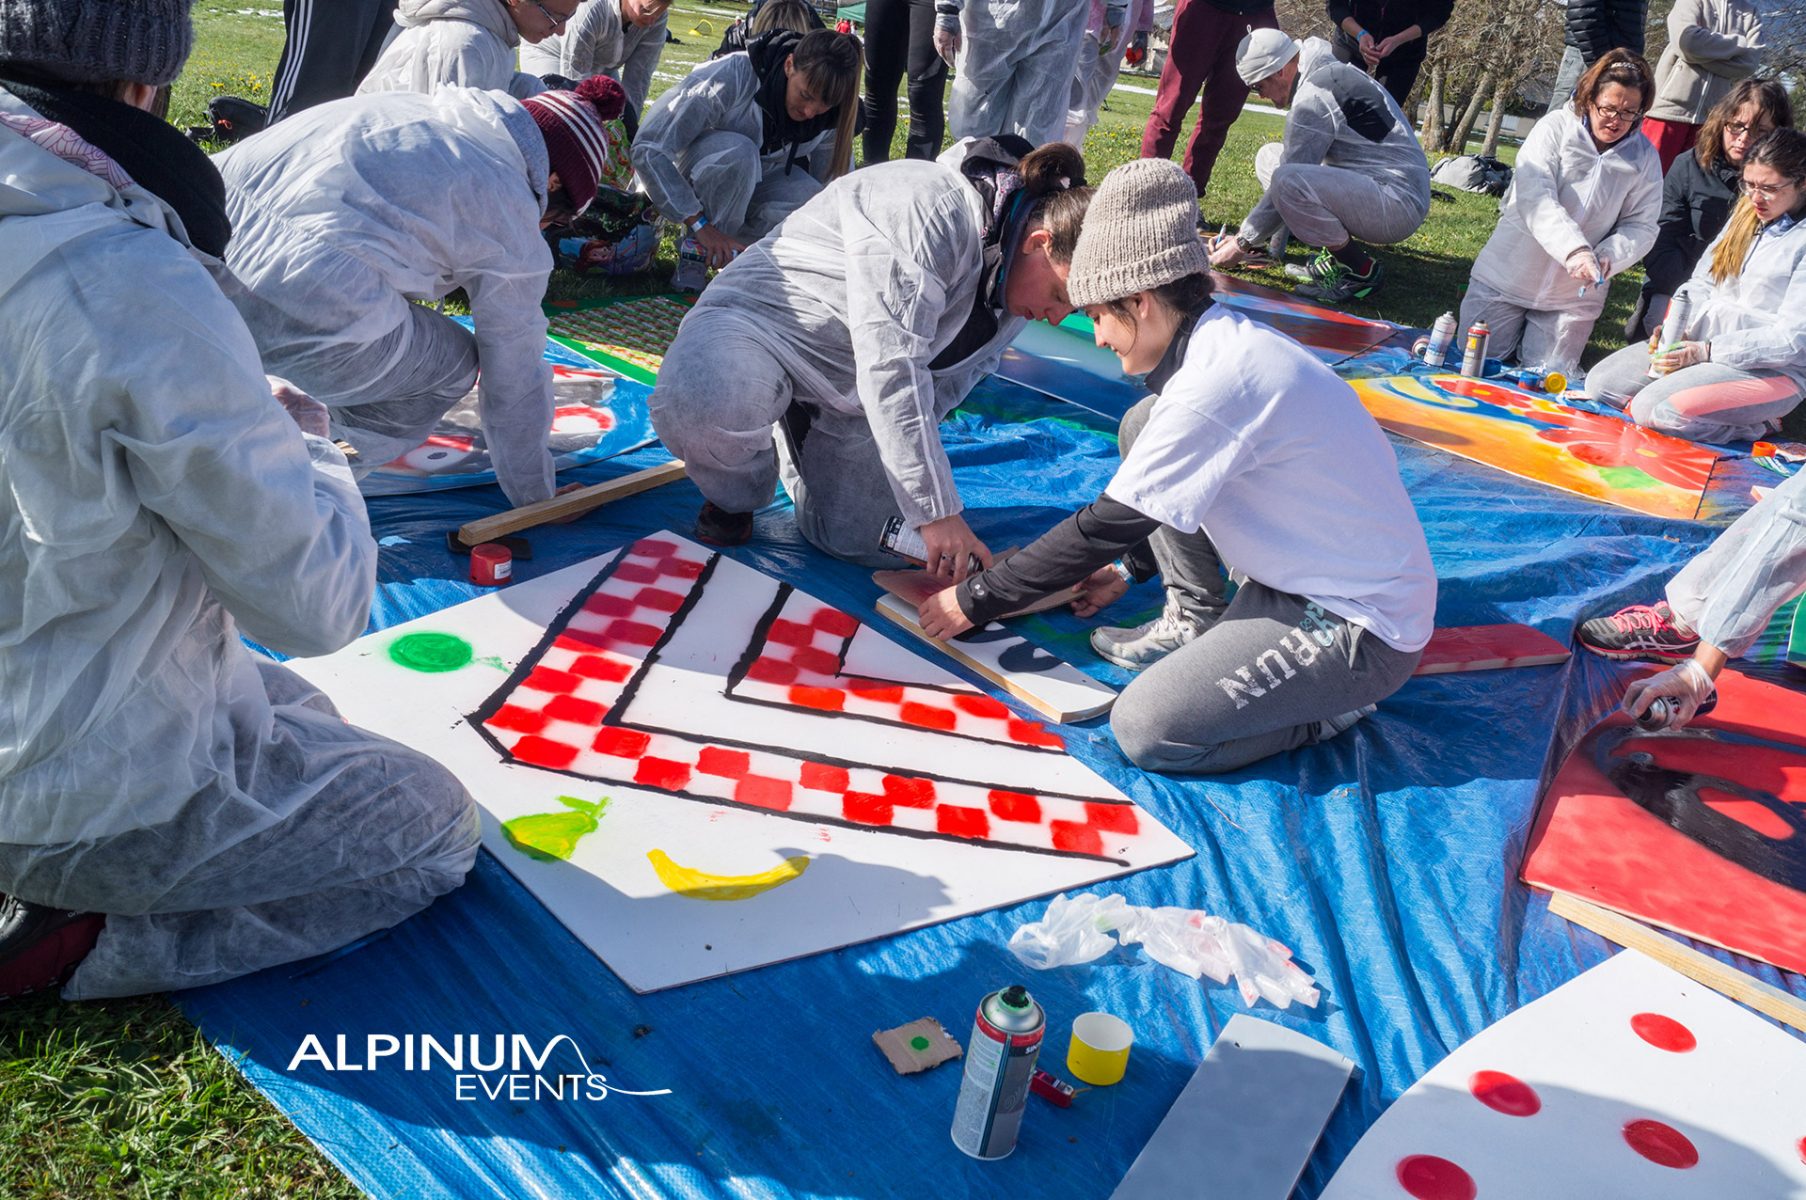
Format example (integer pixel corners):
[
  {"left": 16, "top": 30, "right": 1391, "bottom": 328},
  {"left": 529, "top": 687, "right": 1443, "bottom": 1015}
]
[{"left": 2, "top": 8, "right": 1645, "bottom": 1198}]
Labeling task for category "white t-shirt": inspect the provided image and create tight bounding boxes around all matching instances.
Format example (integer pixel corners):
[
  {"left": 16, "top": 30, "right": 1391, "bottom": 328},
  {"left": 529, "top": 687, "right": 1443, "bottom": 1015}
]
[{"left": 1104, "top": 306, "right": 1437, "bottom": 652}]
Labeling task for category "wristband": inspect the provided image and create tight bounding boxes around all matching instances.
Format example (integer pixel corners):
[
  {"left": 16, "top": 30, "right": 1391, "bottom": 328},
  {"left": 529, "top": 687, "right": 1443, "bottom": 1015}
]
[
  {"left": 1109, "top": 560, "right": 1134, "bottom": 586},
  {"left": 686, "top": 214, "right": 709, "bottom": 235},
  {"left": 1357, "top": 27, "right": 1370, "bottom": 40}
]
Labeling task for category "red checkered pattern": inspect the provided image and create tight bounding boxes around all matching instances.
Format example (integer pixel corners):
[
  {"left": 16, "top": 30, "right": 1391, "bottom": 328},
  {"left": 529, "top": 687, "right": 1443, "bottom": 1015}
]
[{"left": 479, "top": 538, "right": 1141, "bottom": 860}]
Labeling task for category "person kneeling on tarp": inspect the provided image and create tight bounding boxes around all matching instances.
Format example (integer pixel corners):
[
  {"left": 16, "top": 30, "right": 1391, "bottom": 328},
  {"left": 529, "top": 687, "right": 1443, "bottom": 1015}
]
[
  {"left": 649, "top": 138, "right": 1090, "bottom": 576},
  {"left": 0, "top": 0, "right": 479, "bottom": 1001},
  {"left": 1587, "top": 128, "right": 1806, "bottom": 443},
  {"left": 1205, "top": 27, "right": 1429, "bottom": 304},
  {"left": 918, "top": 158, "right": 1437, "bottom": 774},
  {"left": 1577, "top": 465, "right": 1806, "bottom": 727},
  {"left": 214, "top": 77, "right": 628, "bottom": 509}
]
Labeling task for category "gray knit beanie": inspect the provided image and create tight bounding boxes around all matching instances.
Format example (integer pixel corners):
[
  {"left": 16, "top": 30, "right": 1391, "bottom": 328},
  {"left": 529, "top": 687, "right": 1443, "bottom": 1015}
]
[
  {"left": 1066, "top": 158, "right": 1211, "bottom": 310},
  {"left": 0, "top": 0, "right": 195, "bottom": 87}
]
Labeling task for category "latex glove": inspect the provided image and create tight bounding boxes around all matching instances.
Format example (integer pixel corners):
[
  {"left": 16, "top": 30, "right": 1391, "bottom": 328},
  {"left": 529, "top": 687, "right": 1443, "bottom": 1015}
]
[
  {"left": 933, "top": 15, "right": 961, "bottom": 66},
  {"left": 917, "top": 585, "right": 974, "bottom": 640},
  {"left": 1070, "top": 565, "right": 1128, "bottom": 618},
  {"left": 919, "top": 513, "right": 993, "bottom": 583},
  {"left": 1124, "top": 29, "right": 1148, "bottom": 65},
  {"left": 1007, "top": 893, "right": 1131, "bottom": 968},
  {"left": 1565, "top": 247, "right": 1602, "bottom": 285},
  {"left": 693, "top": 224, "right": 747, "bottom": 271},
  {"left": 1652, "top": 340, "right": 1708, "bottom": 374},
  {"left": 267, "top": 375, "right": 330, "bottom": 439},
  {"left": 1622, "top": 658, "right": 1716, "bottom": 729},
  {"left": 1099, "top": 17, "right": 1123, "bottom": 53},
  {"left": 1357, "top": 31, "right": 1381, "bottom": 66}
]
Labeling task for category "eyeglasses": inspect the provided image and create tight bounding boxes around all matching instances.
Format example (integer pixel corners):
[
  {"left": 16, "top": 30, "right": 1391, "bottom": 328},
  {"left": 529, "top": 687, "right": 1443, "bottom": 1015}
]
[
  {"left": 1592, "top": 103, "right": 1643, "bottom": 125},
  {"left": 1740, "top": 177, "right": 1802, "bottom": 200},
  {"left": 532, "top": 2, "right": 569, "bottom": 28},
  {"left": 1725, "top": 121, "right": 1774, "bottom": 139}
]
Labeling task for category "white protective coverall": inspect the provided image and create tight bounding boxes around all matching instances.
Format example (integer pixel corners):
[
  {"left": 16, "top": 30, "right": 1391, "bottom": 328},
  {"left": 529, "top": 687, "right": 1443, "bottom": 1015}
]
[
  {"left": 0, "top": 88, "right": 479, "bottom": 1000},
  {"left": 215, "top": 87, "right": 559, "bottom": 508},
  {"left": 946, "top": 0, "right": 1096, "bottom": 148},
  {"left": 1460, "top": 105, "right": 1662, "bottom": 376},
  {"left": 649, "top": 152, "right": 1026, "bottom": 563},
  {"left": 1064, "top": 0, "right": 1152, "bottom": 147},
  {"left": 1239, "top": 37, "right": 1430, "bottom": 251},
  {"left": 630, "top": 51, "right": 830, "bottom": 238},
  {"left": 517, "top": 0, "right": 668, "bottom": 117},
  {"left": 358, "top": 0, "right": 547, "bottom": 99}
]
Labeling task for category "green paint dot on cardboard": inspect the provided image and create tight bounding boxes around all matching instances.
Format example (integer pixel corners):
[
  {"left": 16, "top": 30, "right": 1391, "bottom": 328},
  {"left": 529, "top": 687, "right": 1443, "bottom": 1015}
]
[
  {"left": 389, "top": 631, "right": 474, "bottom": 673},
  {"left": 909, "top": 1036, "right": 931, "bottom": 1052}
]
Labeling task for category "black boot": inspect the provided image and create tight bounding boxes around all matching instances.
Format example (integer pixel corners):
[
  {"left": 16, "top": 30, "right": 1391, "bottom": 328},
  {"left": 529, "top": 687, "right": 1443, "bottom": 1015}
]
[
  {"left": 694, "top": 501, "right": 753, "bottom": 547},
  {"left": 0, "top": 894, "right": 104, "bottom": 1000}
]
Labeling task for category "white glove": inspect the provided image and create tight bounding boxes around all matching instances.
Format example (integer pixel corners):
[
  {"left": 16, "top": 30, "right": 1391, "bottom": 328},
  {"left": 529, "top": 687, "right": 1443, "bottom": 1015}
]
[
  {"left": 1565, "top": 247, "right": 1602, "bottom": 286},
  {"left": 1622, "top": 658, "right": 1716, "bottom": 729},
  {"left": 1099, "top": 17, "right": 1124, "bottom": 53},
  {"left": 933, "top": 14, "right": 961, "bottom": 65}
]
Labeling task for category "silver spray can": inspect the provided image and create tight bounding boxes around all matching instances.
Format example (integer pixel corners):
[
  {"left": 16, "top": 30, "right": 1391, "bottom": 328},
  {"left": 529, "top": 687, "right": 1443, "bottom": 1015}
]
[
  {"left": 1649, "top": 293, "right": 1693, "bottom": 378},
  {"left": 1424, "top": 311, "right": 1458, "bottom": 367},
  {"left": 950, "top": 985, "right": 1045, "bottom": 1160},
  {"left": 1460, "top": 320, "right": 1490, "bottom": 377}
]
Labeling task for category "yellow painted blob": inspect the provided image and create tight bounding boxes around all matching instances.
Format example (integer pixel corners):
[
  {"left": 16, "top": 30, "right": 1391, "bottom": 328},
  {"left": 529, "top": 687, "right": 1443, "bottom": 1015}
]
[{"left": 646, "top": 848, "right": 810, "bottom": 901}]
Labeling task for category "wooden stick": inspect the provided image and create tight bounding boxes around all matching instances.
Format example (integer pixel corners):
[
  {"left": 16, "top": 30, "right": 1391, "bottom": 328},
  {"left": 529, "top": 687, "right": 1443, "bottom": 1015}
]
[
  {"left": 1547, "top": 890, "right": 1806, "bottom": 1034},
  {"left": 453, "top": 460, "right": 686, "bottom": 547}
]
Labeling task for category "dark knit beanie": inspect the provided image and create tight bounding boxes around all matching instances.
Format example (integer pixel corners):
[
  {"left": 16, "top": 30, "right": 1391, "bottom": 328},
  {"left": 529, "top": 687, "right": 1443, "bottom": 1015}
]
[
  {"left": 0, "top": 0, "right": 195, "bottom": 86},
  {"left": 521, "top": 75, "right": 629, "bottom": 213}
]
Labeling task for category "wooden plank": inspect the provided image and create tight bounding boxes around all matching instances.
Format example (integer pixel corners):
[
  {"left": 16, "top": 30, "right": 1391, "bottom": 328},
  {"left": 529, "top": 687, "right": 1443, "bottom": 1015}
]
[
  {"left": 453, "top": 461, "right": 686, "bottom": 547},
  {"left": 871, "top": 560, "right": 1081, "bottom": 620},
  {"left": 1412, "top": 624, "right": 1571, "bottom": 675},
  {"left": 1110, "top": 1014, "right": 1352, "bottom": 1200},
  {"left": 872, "top": 593, "right": 1116, "bottom": 724},
  {"left": 1546, "top": 890, "right": 1806, "bottom": 1035}
]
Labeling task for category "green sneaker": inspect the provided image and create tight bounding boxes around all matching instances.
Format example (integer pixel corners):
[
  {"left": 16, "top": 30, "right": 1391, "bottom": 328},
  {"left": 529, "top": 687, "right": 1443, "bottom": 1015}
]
[
  {"left": 1283, "top": 247, "right": 1335, "bottom": 282},
  {"left": 1296, "top": 258, "right": 1384, "bottom": 303}
]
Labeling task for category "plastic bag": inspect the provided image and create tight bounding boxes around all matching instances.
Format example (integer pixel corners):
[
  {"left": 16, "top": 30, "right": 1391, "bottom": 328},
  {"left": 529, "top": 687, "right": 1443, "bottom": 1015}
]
[{"left": 1008, "top": 893, "right": 1321, "bottom": 1010}]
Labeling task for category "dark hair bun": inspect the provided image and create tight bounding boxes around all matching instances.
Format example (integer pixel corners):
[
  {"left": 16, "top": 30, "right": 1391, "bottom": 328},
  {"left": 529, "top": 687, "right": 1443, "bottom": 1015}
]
[
  {"left": 1019, "top": 142, "right": 1086, "bottom": 195},
  {"left": 576, "top": 74, "right": 627, "bottom": 123}
]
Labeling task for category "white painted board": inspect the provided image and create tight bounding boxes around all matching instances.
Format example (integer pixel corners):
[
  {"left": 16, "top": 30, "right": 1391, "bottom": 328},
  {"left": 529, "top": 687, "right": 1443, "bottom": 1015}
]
[
  {"left": 1112, "top": 1014, "right": 1352, "bottom": 1200},
  {"left": 285, "top": 534, "right": 1191, "bottom": 993},
  {"left": 1320, "top": 950, "right": 1806, "bottom": 1199}
]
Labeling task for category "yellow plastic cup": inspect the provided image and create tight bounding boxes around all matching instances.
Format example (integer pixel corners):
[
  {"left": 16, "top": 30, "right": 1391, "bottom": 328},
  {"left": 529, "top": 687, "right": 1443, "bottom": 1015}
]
[{"left": 1066, "top": 1012, "right": 1133, "bottom": 1086}]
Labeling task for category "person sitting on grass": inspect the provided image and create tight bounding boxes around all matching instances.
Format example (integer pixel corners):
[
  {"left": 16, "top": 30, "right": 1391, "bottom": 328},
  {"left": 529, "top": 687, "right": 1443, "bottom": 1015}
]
[
  {"left": 1577, "top": 465, "right": 1804, "bottom": 728},
  {"left": 1205, "top": 27, "right": 1430, "bottom": 304},
  {"left": 1587, "top": 127, "right": 1806, "bottom": 443},
  {"left": 919, "top": 158, "right": 1437, "bottom": 774}
]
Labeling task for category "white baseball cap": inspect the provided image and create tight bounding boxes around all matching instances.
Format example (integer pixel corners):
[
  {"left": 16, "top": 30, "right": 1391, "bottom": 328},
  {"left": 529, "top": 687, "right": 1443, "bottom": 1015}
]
[{"left": 1236, "top": 27, "right": 1300, "bottom": 86}]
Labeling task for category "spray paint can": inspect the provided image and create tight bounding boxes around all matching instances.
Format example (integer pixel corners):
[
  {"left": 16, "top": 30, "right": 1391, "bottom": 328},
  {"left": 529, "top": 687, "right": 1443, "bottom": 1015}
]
[
  {"left": 1460, "top": 320, "right": 1490, "bottom": 377},
  {"left": 1634, "top": 690, "right": 1718, "bottom": 731},
  {"left": 1423, "top": 311, "right": 1459, "bottom": 367},
  {"left": 1649, "top": 293, "right": 1694, "bottom": 378},
  {"left": 1501, "top": 367, "right": 1570, "bottom": 394},
  {"left": 951, "top": 985, "right": 1045, "bottom": 1160},
  {"left": 879, "top": 515, "right": 981, "bottom": 577}
]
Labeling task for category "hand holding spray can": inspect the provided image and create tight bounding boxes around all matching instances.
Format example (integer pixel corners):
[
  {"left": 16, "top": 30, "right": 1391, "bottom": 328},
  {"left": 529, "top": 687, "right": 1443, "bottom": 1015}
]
[
  {"left": 951, "top": 985, "right": 1045, "bottom": 1159},
  {"left": 1648, "top": 293, "right": 1693, "bottom": 378}
]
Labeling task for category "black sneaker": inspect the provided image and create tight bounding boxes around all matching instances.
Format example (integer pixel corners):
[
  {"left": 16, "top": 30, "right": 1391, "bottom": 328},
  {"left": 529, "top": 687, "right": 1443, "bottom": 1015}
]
[
  {"left": 694, "top": 501, "right": 753, "bottom": 547},
  {"left": 1577, "top": 601, "right": 1701, "bottom": 663},
  {"left": 0, "top": 894, "right": 104, "bottom": 1000},
  {"left": 1296, "top": 257, "right": 1384, "bottom": 303}
]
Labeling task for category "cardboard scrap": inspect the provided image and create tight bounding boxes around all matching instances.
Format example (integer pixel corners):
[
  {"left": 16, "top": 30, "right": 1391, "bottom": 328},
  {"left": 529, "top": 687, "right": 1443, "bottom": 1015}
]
[{"left": 873, "top": 1017, "right": 963, "bottom": 1075}]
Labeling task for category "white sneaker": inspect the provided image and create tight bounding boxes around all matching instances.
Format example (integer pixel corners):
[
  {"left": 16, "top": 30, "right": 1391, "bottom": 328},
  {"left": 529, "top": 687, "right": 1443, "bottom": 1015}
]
[
  {"left": 1314, "top": 704, "right": 1377, "bottom": 742},
  {"left": 1089, "top": 597, "right": 1206, "bottom": 671}
]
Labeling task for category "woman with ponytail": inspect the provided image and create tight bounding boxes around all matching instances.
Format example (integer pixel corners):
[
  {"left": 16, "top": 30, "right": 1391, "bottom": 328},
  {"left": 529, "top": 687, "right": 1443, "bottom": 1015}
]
[
  {"left": 650, "top": 139, "right": 1090, "bottom": 569},
  {"left": 632, "top": 28, "right": 861, "bottom": 276},
  {"left": 1589, "top": 127, "right": 1806, "bottom": 443}
]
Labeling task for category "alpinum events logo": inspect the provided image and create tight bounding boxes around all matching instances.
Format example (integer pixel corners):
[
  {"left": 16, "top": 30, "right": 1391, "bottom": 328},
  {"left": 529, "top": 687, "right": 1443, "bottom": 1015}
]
[{"left": 287, "top": 1033, "right": 674, "bottom": 1103}]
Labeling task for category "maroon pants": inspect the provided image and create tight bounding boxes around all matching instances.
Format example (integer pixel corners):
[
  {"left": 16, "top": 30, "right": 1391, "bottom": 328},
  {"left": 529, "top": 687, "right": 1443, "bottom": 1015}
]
[{"left": 1140, "top": 0, "right": 1277, "bottom": 195}]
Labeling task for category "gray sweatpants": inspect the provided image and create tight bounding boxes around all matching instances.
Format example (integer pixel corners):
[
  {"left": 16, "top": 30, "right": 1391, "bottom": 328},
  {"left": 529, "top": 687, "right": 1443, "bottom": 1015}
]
[
  {"left": 1252, "top": 142, "right": 1427, "bottom": 249},
  {"left": 1456, "top": 276, "right": 1601, "bottom": 378},
  {"left": 0, "top": 658, "right": 480, "bottom": 1000},
  {"left": 650, "top": 307, "right": 903, "bottom": 566},
  {"left": 1666, "top": 465, "right": 1806, "bottom": 657},
  {"left": 1110, "top": 395, "right": 1420, "bottom": 773},
  {"left": 1587, "top": 340, "right": 1805, "bottom": 443},
  {"left": 680, "top": 131, "right": 825, "bottom": 239}
]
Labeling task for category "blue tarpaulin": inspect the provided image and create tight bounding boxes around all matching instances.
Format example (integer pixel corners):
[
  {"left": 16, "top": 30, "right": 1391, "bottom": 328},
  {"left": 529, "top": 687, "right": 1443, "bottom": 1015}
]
[{"left": 178, "top": 339, "right": 1806, "bottom": 1199}]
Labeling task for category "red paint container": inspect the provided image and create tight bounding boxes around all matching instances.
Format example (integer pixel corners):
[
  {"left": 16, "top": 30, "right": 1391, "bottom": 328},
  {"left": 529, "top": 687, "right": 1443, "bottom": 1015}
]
[{"left": 470, "top": 542, "right": 512, "bottom": 586}]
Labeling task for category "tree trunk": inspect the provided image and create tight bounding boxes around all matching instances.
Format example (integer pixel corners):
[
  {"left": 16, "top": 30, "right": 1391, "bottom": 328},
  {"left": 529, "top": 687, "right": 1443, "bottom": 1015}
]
[
  {"left": 1479, "top": 77, "right": 1511, "bottom": 156},
  {"left": 1447, "top": 70, "right": 1492, "bottom": 153},
  {"left": 1421, "top": 63, "right": 1445, "bottom": 150}
]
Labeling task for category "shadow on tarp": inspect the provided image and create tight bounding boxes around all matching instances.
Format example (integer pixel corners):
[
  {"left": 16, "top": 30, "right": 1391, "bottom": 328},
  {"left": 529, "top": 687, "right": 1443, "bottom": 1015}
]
[{"left": 181, "top": 372, "right": 1806, "bottom": 1200}]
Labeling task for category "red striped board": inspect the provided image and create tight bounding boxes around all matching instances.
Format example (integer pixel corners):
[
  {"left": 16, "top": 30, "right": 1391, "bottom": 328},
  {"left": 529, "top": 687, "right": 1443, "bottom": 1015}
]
[{"left": 1414, "top": 624, "right": 1573, "bottom": 675}]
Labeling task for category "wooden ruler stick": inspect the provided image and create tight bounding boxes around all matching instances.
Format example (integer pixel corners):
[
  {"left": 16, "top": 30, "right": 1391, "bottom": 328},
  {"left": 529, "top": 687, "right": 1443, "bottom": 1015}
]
[{"left": 453, "top": 460, "right": 686, "bottom": 548}]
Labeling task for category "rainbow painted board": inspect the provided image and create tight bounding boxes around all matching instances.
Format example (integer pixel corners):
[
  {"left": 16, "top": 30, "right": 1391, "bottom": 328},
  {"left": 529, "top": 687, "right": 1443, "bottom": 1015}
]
[{"left": 1350, "top": 374, "right": 1723, "bottom": 521}]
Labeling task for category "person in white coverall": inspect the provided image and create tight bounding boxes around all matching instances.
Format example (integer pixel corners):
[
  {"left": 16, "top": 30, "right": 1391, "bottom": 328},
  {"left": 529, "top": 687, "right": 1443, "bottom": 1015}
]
[
  {"left": 518, "top": 0, "right": 670, "bottom": 119},
  {"left": 1064, "top": 0, "right": 1153, "bottom": 148},
  {"left": 0, "top": 0, "right": 478, "bottom": 1001},
  {"left": 632, "top": 28, "right": 861, "bottom": 268},
  {"left": 358, "top": 0, "right": 579, "bottom": 99},
  {"left": 649, "top": 138, "right": 1092, "bottom": 571},
  {"left": 936, "top": 0, "right": 1102, "bottom": 148},
  {"left": 1459, "top": 47, "right": 1662, "bottom": 377},
  {"left": 216, "top": 79, "right": 628, "bottom": 508}
]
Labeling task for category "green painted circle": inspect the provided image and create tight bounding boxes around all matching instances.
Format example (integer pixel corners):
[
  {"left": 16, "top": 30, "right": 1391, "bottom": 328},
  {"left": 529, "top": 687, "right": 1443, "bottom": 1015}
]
[
  {"left": 388, "top": 631, "right": 474, "bottom": 673},
  {"left": 909, "top": 1036, "right": 931, "bottom": 1052}
]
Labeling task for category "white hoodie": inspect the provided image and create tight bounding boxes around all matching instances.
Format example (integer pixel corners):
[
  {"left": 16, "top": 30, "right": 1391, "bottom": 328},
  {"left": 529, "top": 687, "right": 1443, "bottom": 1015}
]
[{"left": 359, "top": 0, "right": 547, "bottom": 99}]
